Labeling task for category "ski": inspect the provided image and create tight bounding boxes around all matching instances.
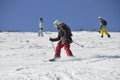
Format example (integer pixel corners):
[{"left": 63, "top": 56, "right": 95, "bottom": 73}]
[
  {"left": 43, "top": 57, "right": 82, "bottom": 62},
  {"left": 49, "top": 58, "right": 56, "bottom": 62},
  {"left": 42, "top": 58, "right": 57, "bottom": 62},
  {"left": 42, "top": 56, "right": 83, "bottom": 62}
]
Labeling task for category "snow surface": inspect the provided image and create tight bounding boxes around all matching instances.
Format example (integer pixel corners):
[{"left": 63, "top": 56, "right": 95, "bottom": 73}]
[{"left": 0, "top": 31, "right": 120, "bottom": 80}]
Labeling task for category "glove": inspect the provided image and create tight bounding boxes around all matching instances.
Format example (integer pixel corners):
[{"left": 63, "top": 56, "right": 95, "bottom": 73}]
[{"left": 49, "top": 38, "right": 54, "bottom": 41}]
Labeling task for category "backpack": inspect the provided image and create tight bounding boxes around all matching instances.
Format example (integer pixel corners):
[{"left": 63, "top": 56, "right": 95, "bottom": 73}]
[{"left": 60, "top": 23, "right": 73, "bottom": 37}]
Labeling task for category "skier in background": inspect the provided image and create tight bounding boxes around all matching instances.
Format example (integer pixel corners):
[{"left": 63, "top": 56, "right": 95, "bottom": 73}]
[
  {"left": 38, "top": 18, "right": 44, "bottom": 36},
  {"left": 98, "top": 16, "right": 111, "bottom": 38},
  {"left": 49, "top": 20, "right": 73, "bottom": 61}
]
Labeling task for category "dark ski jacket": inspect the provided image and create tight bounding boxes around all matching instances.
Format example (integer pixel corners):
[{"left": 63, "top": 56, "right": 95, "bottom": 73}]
[
  {"left": 100, "top": 19, "right": 107, "bottom": 26},
  {"left": 100, "top": 19, "right": 107, "bottom": 30},
  {"left": 51, "top": 23, "right": 73, "bottom": 44}
]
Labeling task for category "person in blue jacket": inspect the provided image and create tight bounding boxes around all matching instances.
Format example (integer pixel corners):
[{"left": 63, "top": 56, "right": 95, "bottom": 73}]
[{"left": 38, "top": 18, "right": 44, "bottom": 36}]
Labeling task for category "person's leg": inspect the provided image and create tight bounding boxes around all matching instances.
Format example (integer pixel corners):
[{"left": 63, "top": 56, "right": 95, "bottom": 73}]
[
  {"left": 54, "top": 42, "right": 63, "bottom": 57},
  {"left": 100, "top": 29, "right": 104, "bottom": 38},
  {"left": 104, "top": 28, "right": 110, "bottom": 38},
  {"left": 64, "top": 43, "right": 73, "bottom": 56},
  {"left": 38, "top": 30, "right": 40, "bottom": 36},
  {"left": 40, "top": 29, "right": 44, "bottom": 36}
]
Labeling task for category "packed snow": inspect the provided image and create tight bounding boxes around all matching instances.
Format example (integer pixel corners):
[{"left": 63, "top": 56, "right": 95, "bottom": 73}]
[{"left": 0, "top": 31, "right": 120, "bottom": 80}]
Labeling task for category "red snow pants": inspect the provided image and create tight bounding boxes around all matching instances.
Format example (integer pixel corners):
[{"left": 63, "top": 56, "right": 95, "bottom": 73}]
[{"left": 54, "top": 42, "right": 73, "bottom": 57}]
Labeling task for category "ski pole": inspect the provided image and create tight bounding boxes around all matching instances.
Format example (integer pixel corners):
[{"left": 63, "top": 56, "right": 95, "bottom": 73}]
[
  {"left": 51, "top": 41, "right": 55, "bottom": 51},
  {"left": 72, "top": 41, "right": 84, "bottom": 47},
  {"left": 49, "top": 35, "right": 55, "bottom": 51},
  {"left": 66, "top": 39, "right": 84, "bottom": 47}
]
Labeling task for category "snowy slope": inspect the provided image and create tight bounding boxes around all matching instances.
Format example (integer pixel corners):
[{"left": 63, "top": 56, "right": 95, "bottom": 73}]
[{"left": 0, "top": 31, "right": 120, "bottom": 80}]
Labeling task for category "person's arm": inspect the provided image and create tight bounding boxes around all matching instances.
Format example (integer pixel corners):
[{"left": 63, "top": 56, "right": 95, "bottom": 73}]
[
  {"left": 49, "top": 35, "right": 60, "bottom": 42},
  {"left": 49, "top": 28, "right": 66, "bottom": 42}
]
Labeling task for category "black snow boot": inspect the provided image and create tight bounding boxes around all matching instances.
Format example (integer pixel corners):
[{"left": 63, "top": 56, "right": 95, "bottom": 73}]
[
  {"left": 101, "top": 35, "right": 103, "bottom": 38},
  {"left": 108, "top": 34, "right": 111, "bottom": 38}
]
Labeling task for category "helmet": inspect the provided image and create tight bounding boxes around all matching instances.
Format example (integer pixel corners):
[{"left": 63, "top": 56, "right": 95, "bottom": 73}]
[
  {"left": 98, "top": 16, "right": 103, "bottom": 19},
  {"left": 53, "top": 20, "right": 62, "bottom": 27}
]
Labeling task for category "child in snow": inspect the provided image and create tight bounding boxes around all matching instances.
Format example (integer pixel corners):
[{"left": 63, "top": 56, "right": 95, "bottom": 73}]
[
  {"left": 98, "top": 16, "right": 111, "bottom": 38},
  {"left": 38, "top": 18, "right": 44, "bottom": 36},
  {"left": 49, "top": 20, "right": 73, "bottom": 61}
]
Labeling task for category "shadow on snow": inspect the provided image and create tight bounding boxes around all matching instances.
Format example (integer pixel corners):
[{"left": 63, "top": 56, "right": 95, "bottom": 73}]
[{"left": 89, "top": 55, "right": 120, "bottom": 63}]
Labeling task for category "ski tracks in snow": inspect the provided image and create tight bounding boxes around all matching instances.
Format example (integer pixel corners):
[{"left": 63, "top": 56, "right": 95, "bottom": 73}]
[{"left": 0, "top": 32, "right": 120, "bottom": 80}]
